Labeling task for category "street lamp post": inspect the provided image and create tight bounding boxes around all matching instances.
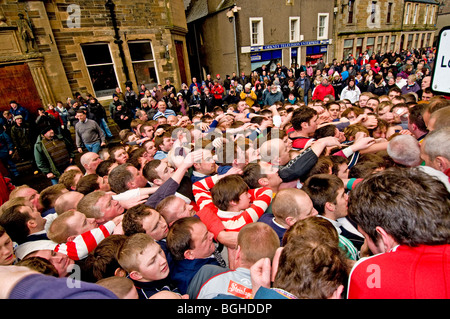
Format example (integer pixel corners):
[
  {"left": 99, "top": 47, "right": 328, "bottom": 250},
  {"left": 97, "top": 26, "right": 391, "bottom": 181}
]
[{"left": 227, "top": 5, "right": 241, "bottom": 76}]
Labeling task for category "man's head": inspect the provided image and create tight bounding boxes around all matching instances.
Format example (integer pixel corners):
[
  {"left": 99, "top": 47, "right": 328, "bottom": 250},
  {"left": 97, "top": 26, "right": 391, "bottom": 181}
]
[
  {"left": 76, "top": 173, "right": 110, "bottom": 194},
  {"left": 75, "top": 110, "right": 87, "bottom": 122},
  {"left": 427, "top": 106, "right": 450, "bottom": 132},
  {"left": 421, "top": 127, "right": 450, "bottom": 172},
  {"left": 326, "top": 102, "right": 340, "bottom": 120},
  {"left": 80, "top": 152, "right": 103, "bottom": 174},
  {"left": 117, "top": 233, "right": 169, "bottom": 282},
  {"left": 143, "top": 159, "right": 173, "bottom": 186},
  {"left": 41, "top": 127, "right": 54, "bottom": 140},
  {"left": 348, "top": 167, "right": 450, "bottom": 255},
  {"left": 387, "top": 135, "right": 422, "bottom": 167},
  {"left": 291, "top": 107, "right": 318, "bottom": 135},
  {"left": 359, "top": 93, "right": 371, "bottom": 108},
  {"left": 17, "top": 240, "right": 74, "bottom": 277},
  {"left": 47, "top": 210, "right": 98, "bottom": 244},
  {"left": 109, "top": 146, "right": 129, "bottom": 165},
  {"left": 58, "top": 169, "right": 83, "bottom": 191},
  {"left": 271, "top": 188, "right": 318, "bottom": 229},
  {"left": 39, "top": 184, "right": 69, "bottom": 212},
  {"left": 54, "top": 191, "right": 84, "bottom": 215},
  {"left": 157, "top": 101, "right": 167, "bottom": 113},
  {"left": 242, "top": 161, "right": 282, "bottom": 192},
  {"left": 0, "top": 204, "right": 46, "bottom": 244},
  {"left": 421, "top": 75, "right": 431, "bottom": 90},
  {"left": 167, "top": 217, "right": 216, "bottom": 261},
  {"left": 259, "top": 138, "right": 291, "bottom": 167},
  {"left": 155, "top": 195, "right": 194, "bottom": 227},
  {"left": 109, "top": 163, "right": 148, "bottom": 194},
  {"left": 77, "top": 191, "right": 124, "bottom": 224},
  {"left": 302, "top": 174, "right": 348, "bottom": 220},
  {"left": 235, "top": 222, "right": 280, "bottom": 269},
  {"left": 192, "top": 148, "right": 217, "bottom": 176},
  {"left": 366, "top": 97, "right": 380, "bottom": 112},
  {"left": 154, "top": 131, "right": 174, "bottom": 153},
  {"left": 274, "top": 217, "right": 348, "bottom": 299},
  {"left": 122, "top": 204, "right": 169, "bottom": 241},
  {"left": 421, "top": 87, "right": 434, "bottom": 101},
  {"left": 407, "top": 103, "right": 428, "bottom": 138}
]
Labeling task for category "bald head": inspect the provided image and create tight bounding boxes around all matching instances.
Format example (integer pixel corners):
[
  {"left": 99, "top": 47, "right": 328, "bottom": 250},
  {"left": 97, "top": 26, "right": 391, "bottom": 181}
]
[
  {"left": 80, "top": 152, "right": 102, "bottom": 174},
  {"left": 272, "top": 188, "right": 318, "bottom": 228},
  {"left": 54, "top": 191, "right": 84, "bottom": 215}
]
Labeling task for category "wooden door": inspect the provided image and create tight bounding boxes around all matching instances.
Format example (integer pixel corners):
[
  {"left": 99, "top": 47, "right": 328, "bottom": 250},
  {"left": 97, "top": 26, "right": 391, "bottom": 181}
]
[
  {"left": 0, "top": 63, "right": 42, "bottom": 114},
  {"left": 175, "top": 40, "right": 187, "bottom": 85}
]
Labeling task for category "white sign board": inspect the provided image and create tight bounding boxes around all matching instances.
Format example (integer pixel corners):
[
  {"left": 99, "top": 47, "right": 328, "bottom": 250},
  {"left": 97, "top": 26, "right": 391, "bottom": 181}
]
[{"left": 432, "top": 26, "right": 450, "bottom": 95}]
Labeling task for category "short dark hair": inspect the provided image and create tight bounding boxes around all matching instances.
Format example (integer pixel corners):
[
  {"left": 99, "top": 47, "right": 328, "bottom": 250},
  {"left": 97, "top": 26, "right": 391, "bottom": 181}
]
[
  {"left": 108, "top": 164, "right": 133, "bottom": 194},
  {"left": 291, "top": 107, "right": 317, "bottom": 131},
  {"left": 302, "top": 174, "right": 344, "bottom": 215},
  {"left": 211, "top": 175, "right": 249, "bottom": 211},
  {"left": 348, "top": 167, "right": 450, "bottom": 246}
]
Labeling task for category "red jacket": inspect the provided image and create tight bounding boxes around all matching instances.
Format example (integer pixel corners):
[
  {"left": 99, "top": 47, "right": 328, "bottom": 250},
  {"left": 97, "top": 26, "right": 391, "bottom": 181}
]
[
  {"left": 348, "top": 244, "right": 450, "bottom": 299},
  {"left": 312, "top": 84, "right": 335, "bottom": 101},
  {"left": 211, "top": 84, "right": 224, "bottom": 100}
]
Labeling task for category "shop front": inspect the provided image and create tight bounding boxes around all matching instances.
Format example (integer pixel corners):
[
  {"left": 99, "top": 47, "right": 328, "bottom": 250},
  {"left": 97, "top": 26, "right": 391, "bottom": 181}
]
[{"left": 248, "top": 39, "right": 331, "bottom": 72}]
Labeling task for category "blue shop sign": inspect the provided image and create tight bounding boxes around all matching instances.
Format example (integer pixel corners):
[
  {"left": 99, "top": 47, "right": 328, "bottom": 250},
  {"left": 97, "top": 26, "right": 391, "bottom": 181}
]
[{"left": 250, "top": 39, "right": 330, "bottom": 52}]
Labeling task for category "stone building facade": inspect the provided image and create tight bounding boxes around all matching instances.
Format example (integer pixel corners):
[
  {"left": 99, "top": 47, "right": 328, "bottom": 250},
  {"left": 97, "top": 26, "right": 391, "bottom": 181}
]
[
  {"left": 0, "top": 0, "right": 191, "bottom": 114},
  {"left": 185, "top": 0, "right": 335, "bottom": 79},
  {"left": 334, "top": 0, "right": 439, "bottom": 61}
]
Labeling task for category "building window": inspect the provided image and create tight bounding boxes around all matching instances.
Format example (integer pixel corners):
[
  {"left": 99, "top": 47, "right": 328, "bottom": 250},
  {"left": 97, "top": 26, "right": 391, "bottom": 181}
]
[
  {"left": 390, "top": 35, "right": 396, "bottom": 52},
  {"left": 426, "top": 33, "right": 432, "bottom": 47},
  {"left": 407, "top": 34, "right": 413, "bottom": 49},
  {"left": 405, "top": 3, "right": 411, "bottom": 24},
  {"left": 429, "top": 6, "right": 435, "bottom": 24},
  {"left": 387, "top": 2, "right": 393, "bottom": 23},
  {"left": 250, "top": 18, "right": 264, "bottom": 46},
  {"left": 343, "top": 39, "right": 354, "bottom": 58},
  {"left": 348, "top": 0, "right": 354, "bottom": 24},
  {"left": 376, "top": 36, "right": 382, "bottom": 53},
  {"left": 356, "top": 38, "right": 363, "bottom": 56},
  {"left": 370, "top": 1, "right": 377, "bottom": 24},
  {"left": 384, "top": 35, "right": 389, "bottom": 53},
  {"left": 289, "top": 17, "right": 300, "bottom": 42},
  {"left": 366, "top": 37, "right": 375, "bottom": 55},
  {"left": 128, "top": 41, "right": 159, "bottom": 90},
  {"left": 317, "top": 13, "right": 329, "bottom": 40},
  {"left": 412, "top": 4, "right": 418, "bottom": 24},
  {"left": 424, "top": 5, "right": 429, "bottom": 24},
  {"left": 81, "top": 43, "right": 119, "bottom": 98}
]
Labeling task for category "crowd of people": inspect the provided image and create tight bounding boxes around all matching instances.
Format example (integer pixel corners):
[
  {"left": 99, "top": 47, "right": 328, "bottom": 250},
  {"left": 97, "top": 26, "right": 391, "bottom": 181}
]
[{"left": 0, "top": 46, "right": 449, "bottom": 300}]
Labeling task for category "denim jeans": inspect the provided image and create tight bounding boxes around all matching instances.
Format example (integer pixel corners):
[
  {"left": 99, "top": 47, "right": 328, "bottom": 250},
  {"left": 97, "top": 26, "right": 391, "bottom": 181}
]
[
  {"left": 100, "top": 118, "right": 113, "bottom": 138},
  {"left": 85, "top": 141, "right": 102, "bottom": 153}
]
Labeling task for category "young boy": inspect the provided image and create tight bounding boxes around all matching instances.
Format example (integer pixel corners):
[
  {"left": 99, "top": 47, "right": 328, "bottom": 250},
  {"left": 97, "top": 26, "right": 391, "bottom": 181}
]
[
  {"left": 193, "top": 174, "right": 272, "bottom": 268},
  {"left": 121, "top": 204, "right": 173, "bottom": 268},
  {"left": 117, "top": 233, "right": 181, "bottom": 299}
]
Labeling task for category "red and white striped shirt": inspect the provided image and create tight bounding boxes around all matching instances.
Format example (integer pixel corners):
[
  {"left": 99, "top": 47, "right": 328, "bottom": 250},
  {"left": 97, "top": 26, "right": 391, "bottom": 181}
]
[
  {"left": 54, "top": 221, "right": 115, "bottom": 260},
  {"left": 193, "top": 176, "right": 272, "bottom": 232}
]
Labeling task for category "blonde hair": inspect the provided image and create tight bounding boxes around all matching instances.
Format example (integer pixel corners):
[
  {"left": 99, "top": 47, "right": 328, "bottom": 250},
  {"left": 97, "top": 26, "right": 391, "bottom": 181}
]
[
  {"left": 117, "top": 233, "right": 156, "bottom": 272},
  {"left": 47, "top": 210, "right": 77, "bottom": 243}
]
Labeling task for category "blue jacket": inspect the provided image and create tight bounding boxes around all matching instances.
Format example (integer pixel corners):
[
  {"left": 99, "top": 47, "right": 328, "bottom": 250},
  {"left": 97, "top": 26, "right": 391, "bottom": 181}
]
[
  {"left": 131, "top": 276, "right": 179, "bottom": 299},
  {"left": 170, "top": 257, "right": 221, "bottom": 294},
  {"left": 0, "top": 131, "right": 14, "bottom": 159},
  {"left": 10, "top": 105, "right": 29, "bottom": 121}
]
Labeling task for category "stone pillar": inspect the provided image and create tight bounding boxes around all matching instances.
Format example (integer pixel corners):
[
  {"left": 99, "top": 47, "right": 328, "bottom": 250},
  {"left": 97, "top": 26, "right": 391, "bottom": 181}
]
[{"left": 28, "top": 58, "right": 55, "bottom": 107}]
